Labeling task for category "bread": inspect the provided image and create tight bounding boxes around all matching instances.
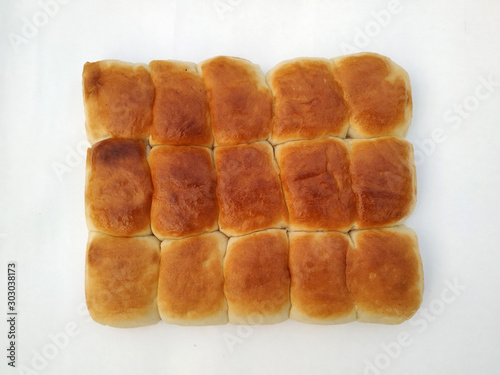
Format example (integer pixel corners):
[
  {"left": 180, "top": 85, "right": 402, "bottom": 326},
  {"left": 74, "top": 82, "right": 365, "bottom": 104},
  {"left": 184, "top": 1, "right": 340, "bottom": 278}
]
[
  {"left": 198, "top": 56, "right": 273, "bottom": 146},
  {"left": 349, "top": 137, "right": 417, "bottom": 229},
  {"left": 275, "top": 138, "right": 355, "bottom": 232},
  {"left": 149, "top": 60, "right": 212, "bottom": 147},
  {"left": 148, "top": 145, "right": 218, "bottom": 240},
  {"left": 332, "top": 53, "right": 412, "bottom": 138},
  {"left": 214, "top": 141, "right": 288, "bottom": 236},
  {"left": 267, "top": 58, "right": 349, "bottom": 144},
  {"left": 85, "top": 138, "right": 152, "bottom": 237},
  {"left": 82, "top": 60, "right": 154, "bottom": 144},
  {"left": 83, "top": 55, "right": 422, "bottom": 328},
  {"left": 347, "top": 226, "right": 424, "bottom": 324},
  {"left": 157, "top": 232, "right": 228, "bottom": 325},
  {"left": 224, "top": 229, "right": 290, "bottom": 324},
  {"left": 85, "top": 232, "right": 161, "bottom": 328},
  {"left": 289, "top": 231, "right": 355, "bottom": 324}
]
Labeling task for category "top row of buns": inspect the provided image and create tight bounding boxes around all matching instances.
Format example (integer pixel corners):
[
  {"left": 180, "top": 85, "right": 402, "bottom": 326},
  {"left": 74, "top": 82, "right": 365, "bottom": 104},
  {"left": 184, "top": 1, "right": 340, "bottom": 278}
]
[{"left": 82, "top": 53, "right": 412, "bottom": 146}]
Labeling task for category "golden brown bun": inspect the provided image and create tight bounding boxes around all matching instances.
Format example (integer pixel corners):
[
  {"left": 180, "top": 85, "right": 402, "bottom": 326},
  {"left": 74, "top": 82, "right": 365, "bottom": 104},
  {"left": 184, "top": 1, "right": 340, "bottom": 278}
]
[
  {"left": 332, "top": 53, "right": 412, "bottom": 138},
  {"left": 198, "top": 56, "right": 273, "bottom": 146},
  {"left": 158, "top": 232, "right": 228, "bottom": 325},
  {"left": 85, "top": 138, "right": 152, "bottom": 237},
  {"left": 347, "top": 226, "right": 424, "bottom": 324},
  {"left": 289, "top": 232, "right": 355, "bottom": 324},
  {"left": 267, "top": 58, "right": 349, "bottom": 144},
  {"left": 85, "top": 232, "right": 161, "bottom": 328},
  {"left": 224, "top": 229, "right": 290, "bottom": 324},
  {"left": 149, "top": 60, "right": 212, "bottom": 147},
  {"left": 148, "top": 145, "right": 218, "bottom": 240},
  {"left": 82, "top": 60, "right": 154, "bottom": 144},
  {"left": 275, "top": 138, "right": 355, "bottom": 232},
  {"left": 349, "top": 137, "right": 417, "bottom": 229},
  {"left": 214, "top": 141, "right": 288, "bottom": 236}
]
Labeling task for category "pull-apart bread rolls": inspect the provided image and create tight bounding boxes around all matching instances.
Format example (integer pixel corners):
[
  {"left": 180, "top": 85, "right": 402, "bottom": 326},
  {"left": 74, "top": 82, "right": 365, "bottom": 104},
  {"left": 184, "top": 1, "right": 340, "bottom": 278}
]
[
  {"left": 267, "top": 58, "right": 349, "bottom": 144},
  {"left": 275, "top": 138, "right": 355, "bottom": 232},
  {"left": 85, "top": 138, "right": 153, "bottom": 237},
  {"left": 332, "top": 53, "right": 412, "bottom": 138},
  {"left": 349, "top": 137, "right": 417, "bottom": 229},
  {"left": 85, "top": 232, "right": 161, "bottom": 328},
  {"left": 289, "top": 232, "right": 355, "bottom": 324},
  {"left": 224, "top": 229, "right": 290, "bottom": 324},
  {"left": 158, "top": 232, "right": 228, "bottom": 325},
  {"left": 82, "top": 60, "right": 154, "bottom": 144},
  {"left": 198, "top": 56, "right": 273, "bottom": 146},
  {"left": 148, "top": 145, "right": 218, "bottom": 240},
  {"left": 149, "top": 60, "right": 212, "bottom": 147},
  {"left": 214, "top": 142, "right": 288, "bottom": 236},
  {"left": 347, "top": 226, "right": 424, "bottom": 324}
]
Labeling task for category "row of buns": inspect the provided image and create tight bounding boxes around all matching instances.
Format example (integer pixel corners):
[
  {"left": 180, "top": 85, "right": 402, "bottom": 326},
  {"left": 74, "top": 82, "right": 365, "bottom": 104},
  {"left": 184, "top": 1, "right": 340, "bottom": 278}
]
[
  {"left": 83, "top": 53, "right": 412, "bottom": 147},
  {"left": 85, "top": 136, "right": 416, "bottom": 239},
  {"left": 86, "top": 226, "right": 423, "bottom": 327}
]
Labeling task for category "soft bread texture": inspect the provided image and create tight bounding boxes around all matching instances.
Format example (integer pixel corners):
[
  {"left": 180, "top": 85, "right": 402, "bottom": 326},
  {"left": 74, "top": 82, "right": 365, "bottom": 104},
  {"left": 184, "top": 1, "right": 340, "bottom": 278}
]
[
  {"left": 347, "top": 226, "right": 424, "bottom": 324},
  {"left": 224, "top": 229, "right": 290, "bottom": 324},
  {"left": 349, "top": 137, "right": 417, "bottom": 229},
  {"left": 82, "top": 60, "right": 154, "bottom": 144},
  {"left": 85, "top": 232, "right": 161, "bottom": 328},
  {"left": 267, "top": 58, "right": 349, "bottom": 144},
  {"left": 332, "top": 53, "right": 412, "bottom": 138},
  {"left": 85, "top": 138, "right": 152, "bottom": 237},
  {"left": 198, "top": 56, "right": 273, "bottom": 146},
  {"left": 148, "top": 145, "right": 218, "bottom": 240},
  {"left": 275, "top": 138, "right": 355, "bottom": 232},
  {"left": 289, "top": 232, "right": 356, "bottom": 324},
  {"left": 149, "top": 60, "right": 212, "bottom": 147},
  {"left": 158, "top": 232, "right": 228, "bottom": 325},
  {"left": 214, "top": 141, "right": 288, "bottom": 236}
]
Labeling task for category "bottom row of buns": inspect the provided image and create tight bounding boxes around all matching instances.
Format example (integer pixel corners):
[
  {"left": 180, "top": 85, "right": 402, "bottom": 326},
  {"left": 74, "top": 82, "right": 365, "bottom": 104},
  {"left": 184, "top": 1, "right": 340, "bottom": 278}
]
[{"left": 85, "top": 226, "right": 423, "bottom": 328}]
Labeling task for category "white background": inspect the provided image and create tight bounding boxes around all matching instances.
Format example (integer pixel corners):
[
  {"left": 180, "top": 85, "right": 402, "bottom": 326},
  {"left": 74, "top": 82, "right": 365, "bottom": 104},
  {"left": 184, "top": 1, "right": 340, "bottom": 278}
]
[{"left": 1, "top": 0, "right": 499, "bottom": 374}]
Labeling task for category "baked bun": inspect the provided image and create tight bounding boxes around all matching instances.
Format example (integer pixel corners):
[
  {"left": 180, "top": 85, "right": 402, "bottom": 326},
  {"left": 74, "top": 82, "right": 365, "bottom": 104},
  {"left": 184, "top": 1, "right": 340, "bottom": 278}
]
[
  {"left": 347, "top": 226, "right": 424, "bottom": 324},
  {"left": 332, "top": 53, "right": 412, "bottom": 138},
  {"left": 148, "top": 145, "right": 218, "bottom": 240},
  {"left": 289, "top": 231, "right": 355, "bottom": 324},
  {"left": 224, "top": 229, "right": 290, "bottom": 324},
  {"left": 149, "top": 60, "right": 212, "bottom": 147},
  {"left": 82, "top": 60, "right": 154, "bottom": 144},
  {"left": 349, "top": 137, "right": 417, "bottom": 229},
  {"left": 158, "top": 232, "right": 228, "bottom": 325},
  {"left": 85, "top": 138, "right": 152, "bottom": 237},
  {"left": 214, "top": 142, "right": 288, "bottom": 236},
  {"left": 85, "top": 232, "right": 161, "bottom": 328},
  {"left": 198, "top": 56, "right": 273, "bottom": 146},
  {"left": 267, "top": 58, "right": 349, "bottom": 144},
  {"left": 275, "top": 138, "right": 355, "bottom": 232}
]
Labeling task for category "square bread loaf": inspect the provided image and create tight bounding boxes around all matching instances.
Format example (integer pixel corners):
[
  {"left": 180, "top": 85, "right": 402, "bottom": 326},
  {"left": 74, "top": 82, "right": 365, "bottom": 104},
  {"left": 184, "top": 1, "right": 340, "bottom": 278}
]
[
  {"left": 85, "top": 232, "right": 161, "bottom": 328},
  {"left": 83, "top": 53, "right": 422, "bottom": 328},
  {"left": 148, "top": 145, "right": 218, "bottom": 240},
  {"left": 224, "top": 229, "right": 291, "bottom": 324},
  {"left": 82, "top": 60, "right": 155, "bottom": 144},
  {"left": 289, "top": 231, "right": 356, "bottom": 324},
  {"left": 347, "top": 226, "right": 424, "bottom": 324},
  {"left": 267, "top": 58, "right": 349, "bottom": 144},
  {"left": 85, "top": 138, "right": 152, "bottom": 237},
  {"left": 158, "top": 232, "right": 228, "bottom": 325}
]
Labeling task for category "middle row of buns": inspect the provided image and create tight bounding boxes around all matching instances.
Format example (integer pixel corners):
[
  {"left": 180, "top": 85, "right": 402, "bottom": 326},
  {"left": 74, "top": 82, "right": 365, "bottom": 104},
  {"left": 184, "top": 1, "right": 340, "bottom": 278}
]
[{"left": 85, "top": 136, "right": 416, "bottom": 239}]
